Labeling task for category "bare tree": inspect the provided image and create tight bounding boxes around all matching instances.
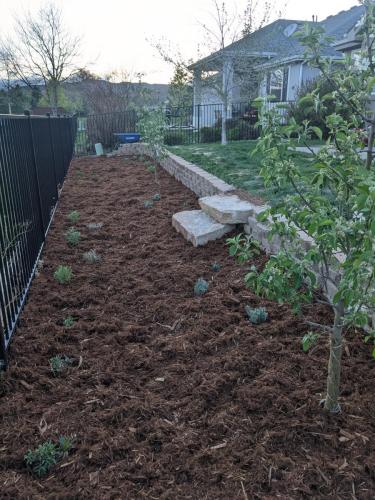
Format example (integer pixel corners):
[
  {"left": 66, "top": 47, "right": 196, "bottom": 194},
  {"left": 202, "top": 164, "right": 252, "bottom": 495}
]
[
  {"left": 80, "top": 70, "right": 152, "bottom": 115},
  {"left": 4, "top": 3, "right": 80, "bottom": 115},
  {"left": 242, "top": 0, "right": 288, "bottom": 36},
  {"left": 195, "top": 0, "right": 289, "bottom": 145},
  {"left": 196, "top": 1, "right": 241, "bottom": 144},
  {"left": 0, "top": 45, "right": 17, "bottom": 114}
]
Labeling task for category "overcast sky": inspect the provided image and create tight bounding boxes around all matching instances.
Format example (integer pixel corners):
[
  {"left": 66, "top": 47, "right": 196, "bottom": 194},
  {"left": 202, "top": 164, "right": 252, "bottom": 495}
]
[{"left": 0, "top": 0, "right": 360, "bottom": 83}]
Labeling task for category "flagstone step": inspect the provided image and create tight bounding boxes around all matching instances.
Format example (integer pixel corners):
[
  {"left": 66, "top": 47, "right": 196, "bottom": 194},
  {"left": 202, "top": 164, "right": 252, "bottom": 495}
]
[
  {"left": 199, "top": 194, "right": 257, "bottom": 224},
  {"left": 172, "top": 210, "right": 233, "bottom": 247}
]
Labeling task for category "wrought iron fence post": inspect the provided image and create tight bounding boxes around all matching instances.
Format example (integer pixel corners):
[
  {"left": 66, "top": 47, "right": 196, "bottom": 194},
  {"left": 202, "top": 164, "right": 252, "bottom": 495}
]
[
  {"left": 24, "top": 111, "right": 45, "bottom": 239},
  {"left": 46, "top": 113, "right": 59, "bottom": 202},
  {"left": 197, "top": 104, "right": 201, "bottom": 144}
]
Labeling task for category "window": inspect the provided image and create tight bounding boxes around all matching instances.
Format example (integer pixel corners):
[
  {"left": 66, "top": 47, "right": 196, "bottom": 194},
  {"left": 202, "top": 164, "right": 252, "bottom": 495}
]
[
  {"left": 269, "top": 69, "right": 283, "bottom": 101},
  {"left": 267, "top": 68, "right": 288, "bottom": 101}
]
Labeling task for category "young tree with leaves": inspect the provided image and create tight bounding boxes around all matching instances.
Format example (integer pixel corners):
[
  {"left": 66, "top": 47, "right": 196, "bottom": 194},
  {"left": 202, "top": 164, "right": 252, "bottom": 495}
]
[
  {"left": 247, "top": 2, "right": 375, "bottom": 414},
  {"left": 137, "top": 107, "right": 168, "bottom": 186}
]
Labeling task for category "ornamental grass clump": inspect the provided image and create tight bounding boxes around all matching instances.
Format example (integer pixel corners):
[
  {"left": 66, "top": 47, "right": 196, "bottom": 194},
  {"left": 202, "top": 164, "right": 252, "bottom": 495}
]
[
  {"left": 54, "top": 265, "right": 73, "bottom": 285},
  {"left": 82, "top": 249, "right": 101, "bottom": 264},
  {"left": 49, "top": 355, "right": 74, "bottom": 376},
  {"left": 211, "top": 262, "right": 221, "bottom": 272},
  {"left": 144, "top": 200, "right": 154, "bottom": 209},
  {"left": 245, "top": 306, "right": 268, "bottom": 325},
  {"left": 63, "top": 315, "right": 75, "bottom": 328},
  {"left": 153, "top": 193, "right": 161, "bottom": 201},
  {"left": 65, "top": 227, "right": 81, "bottom": 246},
  {"left": 194, "top": 278, "right": 209, "bottom": 297},
  {"left": 67, "top": 210, "right": 80, "bottom": 224}
]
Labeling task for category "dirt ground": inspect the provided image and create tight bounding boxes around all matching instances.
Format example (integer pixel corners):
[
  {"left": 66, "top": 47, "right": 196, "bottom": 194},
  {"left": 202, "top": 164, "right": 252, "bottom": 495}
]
[{"left": 1, "top": 156, "right": 375, "bottom": 499}]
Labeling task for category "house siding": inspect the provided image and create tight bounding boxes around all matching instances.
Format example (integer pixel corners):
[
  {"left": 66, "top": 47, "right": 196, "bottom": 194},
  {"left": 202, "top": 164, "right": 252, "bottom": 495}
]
[{"left": 287, "top": 63, "right": 302, "bottom": 100}]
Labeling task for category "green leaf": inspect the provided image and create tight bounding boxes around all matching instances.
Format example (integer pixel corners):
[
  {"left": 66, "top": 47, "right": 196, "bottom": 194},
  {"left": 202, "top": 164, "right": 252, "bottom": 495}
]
[{"left": 311, "top": 126, "right": 323, "bottom": 141}]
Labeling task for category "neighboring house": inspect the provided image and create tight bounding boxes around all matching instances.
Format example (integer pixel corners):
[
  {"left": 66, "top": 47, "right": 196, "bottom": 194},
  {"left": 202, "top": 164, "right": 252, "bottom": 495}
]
[{"left": 189, "top": 5, "right": 365, "bottom": 127}]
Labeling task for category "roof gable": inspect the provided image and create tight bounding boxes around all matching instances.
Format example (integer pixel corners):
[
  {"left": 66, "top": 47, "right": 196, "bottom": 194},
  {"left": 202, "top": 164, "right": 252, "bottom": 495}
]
[{"left": 190, "top": 4, "right": 365, "bottom": 70}]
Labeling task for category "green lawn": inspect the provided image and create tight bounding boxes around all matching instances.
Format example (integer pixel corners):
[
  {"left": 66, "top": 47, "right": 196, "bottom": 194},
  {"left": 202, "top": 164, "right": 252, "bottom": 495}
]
[{"left": 169, "top": 140, "right": 315, "bottom": 205}]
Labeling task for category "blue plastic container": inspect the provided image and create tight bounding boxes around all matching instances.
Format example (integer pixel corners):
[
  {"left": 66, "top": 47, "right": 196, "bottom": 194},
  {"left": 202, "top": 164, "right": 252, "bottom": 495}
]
[{"left": 114, "top": 133, "right": 140, "bottom": 144}]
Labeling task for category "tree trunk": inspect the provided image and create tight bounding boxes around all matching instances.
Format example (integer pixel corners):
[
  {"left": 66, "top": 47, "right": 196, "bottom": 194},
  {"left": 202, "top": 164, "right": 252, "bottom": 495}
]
[
  {"left": 221, "top": 103, "right": 227, "bottom": 145},
  {"left": 324, "top": 301, "right": 345, "bottom": 413},
  {"left": 48, "top": 81, "right": 59, "bottom": 116},
  {"left": 366, "top": 122, "right": 375, "bottom": 170}
]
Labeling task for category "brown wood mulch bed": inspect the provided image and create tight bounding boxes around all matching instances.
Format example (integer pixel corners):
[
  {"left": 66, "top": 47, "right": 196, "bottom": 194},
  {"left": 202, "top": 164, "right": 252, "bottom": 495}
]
[{"left": 0, "top": 155, "right": 374, "bottom": 499}]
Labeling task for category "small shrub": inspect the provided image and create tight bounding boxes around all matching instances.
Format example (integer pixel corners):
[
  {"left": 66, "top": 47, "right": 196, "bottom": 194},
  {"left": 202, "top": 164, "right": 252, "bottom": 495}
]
[
  {"left": 147, "top": 164, "right": 156, "bottom": 173},
  {"left": 227, "top": 234, "right": 261, "bottom": 264},
  {"left": 164, "top": 130, "right": 190, "bottom": 146},
  {"left": 54, "top": 265, "right": 73, "bottom": 285},
  {"left": 24, "top": 436, "right": 73, "bottom": 477},
  {"left": 152, "top": 193, "right": 161, "bottom": 202},
  {"left": 67, "top": 211, "right": 80, "bottom": 224},
  {"left": 211, "top": 262, "right": 221, "bottom": 272},
  {"left": 49, "top": 355, "right": 74, "bottom": 376},
  {"left": 200, "top": 126, "right": 221, "bottom": 143},
  {"left": 82, "top": 249, "right": 101, "bottom": 264},
  {"left": 144, "top": 200, "right": 154, "bottom": 209},
  {"left": 245, "top": 306, "right": 268, "bottom": 325},
  {"left": 63, "top": 315, "right": 75, "bottom": 328},
  {"left": 302, "top": 332, "right": 320, "bottom": 353},
  {"left": 194, "top": 278, "right": 209, "bottom": 297}
]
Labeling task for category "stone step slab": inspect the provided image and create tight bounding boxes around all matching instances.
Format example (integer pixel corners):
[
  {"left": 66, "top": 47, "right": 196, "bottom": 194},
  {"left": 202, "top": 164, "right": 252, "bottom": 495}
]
[
  {"left": 199, "top": 194, "right": 257, "bottom": 224},
  {"left": 172, "top": 210, "right": 233, "bottom": 247}
]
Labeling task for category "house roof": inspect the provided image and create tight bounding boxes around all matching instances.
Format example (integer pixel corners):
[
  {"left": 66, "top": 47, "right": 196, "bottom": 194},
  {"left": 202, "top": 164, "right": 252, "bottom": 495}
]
[{"left": 189, "top": 4, "right": 365, "bottom": 71}]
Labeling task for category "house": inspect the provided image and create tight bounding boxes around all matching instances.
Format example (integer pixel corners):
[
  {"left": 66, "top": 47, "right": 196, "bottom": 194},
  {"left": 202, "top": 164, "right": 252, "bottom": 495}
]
[
  {"left": 333, "top": 9, "right": 365, "bottom": 59},
  {"left": 189, "top": 5, "right": 365, "bottom": 127}
]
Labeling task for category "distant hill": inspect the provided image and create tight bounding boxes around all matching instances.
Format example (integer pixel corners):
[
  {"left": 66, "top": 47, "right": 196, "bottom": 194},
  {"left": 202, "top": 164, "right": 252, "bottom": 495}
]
[{"left": 0, "top": 79, "right": 170, "bottom": 114}]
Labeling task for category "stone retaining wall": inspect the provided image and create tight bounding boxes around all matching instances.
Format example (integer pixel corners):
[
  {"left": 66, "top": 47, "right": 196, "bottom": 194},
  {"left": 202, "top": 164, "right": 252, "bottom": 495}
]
[
  {"left": 114, "top": 143, "right": 340, "bottom": 301},
  {"left": 115, "top": 143, "right": 235, "bottom": 197}
]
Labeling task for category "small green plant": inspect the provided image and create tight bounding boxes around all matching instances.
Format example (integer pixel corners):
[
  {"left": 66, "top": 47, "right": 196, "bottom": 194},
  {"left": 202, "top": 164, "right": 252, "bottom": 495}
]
[
  {"left": 245, "top": 306, "right": 268, "bottom": 325},
  {"left": 49, "top": 355, "right": 74, "bottom": 376},
  {"left": 211, "top": 262, "right": 221, "bottom": 272},
  {"left": 144, "top": 200, "right": 154, "bottom": 209},
  {"left": 227, "top": 234, "right": 261, "bottom": 264},
  {"left": 364, "top": 331, "right": 375, "bottom": 359},
  {"left": 147, "top": 165, "right": 156, "bottom": 173},
  {"left": 24, "top": 436, "right": 73, "bottom": 477},
  {"left": 82, "top": 249, "right": 101, "bottom": 264},
  {"left": 302, "top": 332, "right": 320, "bottom": 353},
  {"left": 67, "top": 211, "right": 80, "bottom": 224},
  {"left": 194, "top": 278, "right": 209, "bottom": 297},
  {"left": 152, "top": 193, "right": 161, "bottom": 202},
  {"left": 54, "top": 265, "right": 73, "bottom": 285},
  {"left": 65, "top": 227, "right": 81, "bottom": 246},
  {"left": 63, "top": 315, "right": 75, "bottom": 328},
  {"left": 57, "top": 436, "right": 73, "bottom": 456}
]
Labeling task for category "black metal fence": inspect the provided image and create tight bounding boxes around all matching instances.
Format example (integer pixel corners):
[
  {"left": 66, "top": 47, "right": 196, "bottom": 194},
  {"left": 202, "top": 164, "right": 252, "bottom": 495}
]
[
  {"left": 0, "top": 113, "right": 76, "bottom": 367},
  {"left": 74, "top": 101, "right": 294, "bottom": 155}
]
